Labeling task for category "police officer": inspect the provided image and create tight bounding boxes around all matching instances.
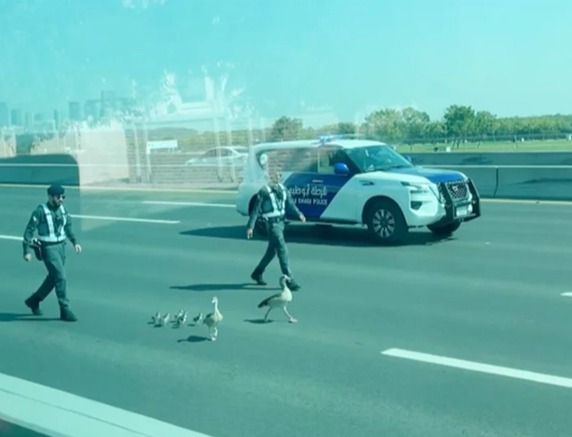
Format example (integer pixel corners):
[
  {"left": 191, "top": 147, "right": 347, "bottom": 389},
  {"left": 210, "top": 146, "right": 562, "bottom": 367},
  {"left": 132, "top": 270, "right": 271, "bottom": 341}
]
[
  {"left": 246, "top": 167, "right": 305, "bottom": 290},
  {"left": 22, "top": 184, "right": 82, "bottom": 322}
]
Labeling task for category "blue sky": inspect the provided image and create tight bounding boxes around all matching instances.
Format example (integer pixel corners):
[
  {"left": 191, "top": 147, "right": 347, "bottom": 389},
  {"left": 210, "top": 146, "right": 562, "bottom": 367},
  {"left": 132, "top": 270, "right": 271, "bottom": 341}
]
[{"left": 0, "top": 0, "right": 570, "bottom": 122}]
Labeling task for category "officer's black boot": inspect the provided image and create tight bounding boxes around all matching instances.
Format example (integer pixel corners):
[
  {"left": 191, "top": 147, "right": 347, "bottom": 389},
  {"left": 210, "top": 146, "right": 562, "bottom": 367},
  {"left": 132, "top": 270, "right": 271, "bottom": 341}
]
[
  {"left": 24, "top": 295, "right": 43, "bottom": 316},
  {"left": 250, "top": 270, "right": 267, "bottom": 286},
  {"left": 60, "top": 306, "right": 77, "bottom": 322},
  {"left": 287, "top": 278, "right": 301, "bottom": 291}
]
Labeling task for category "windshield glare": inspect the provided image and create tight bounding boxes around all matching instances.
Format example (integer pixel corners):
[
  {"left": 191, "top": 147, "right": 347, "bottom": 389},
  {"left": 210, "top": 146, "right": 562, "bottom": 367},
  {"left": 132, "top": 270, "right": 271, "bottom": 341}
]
[{"left": 344, "top": 145, "right": 413, "bottom": 173}]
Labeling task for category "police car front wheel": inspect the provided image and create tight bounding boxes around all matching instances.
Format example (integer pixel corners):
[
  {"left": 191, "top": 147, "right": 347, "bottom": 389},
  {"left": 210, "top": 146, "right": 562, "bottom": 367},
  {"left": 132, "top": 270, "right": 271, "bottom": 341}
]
[{"left": 365, "top": 200, "right": 408, "bottom": 244}]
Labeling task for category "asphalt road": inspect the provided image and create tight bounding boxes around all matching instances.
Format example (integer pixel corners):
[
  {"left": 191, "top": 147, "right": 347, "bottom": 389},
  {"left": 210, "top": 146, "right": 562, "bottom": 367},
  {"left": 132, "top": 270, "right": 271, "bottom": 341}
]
[{"left": 1, "top": 185, "right": 572, "bottom": 437}]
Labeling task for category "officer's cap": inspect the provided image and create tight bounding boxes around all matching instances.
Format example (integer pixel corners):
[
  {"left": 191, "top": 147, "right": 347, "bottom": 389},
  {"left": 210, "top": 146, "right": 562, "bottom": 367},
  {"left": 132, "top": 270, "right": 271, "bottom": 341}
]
[{"left": 47, "top": 184, "right": 65, "bottom": 196}]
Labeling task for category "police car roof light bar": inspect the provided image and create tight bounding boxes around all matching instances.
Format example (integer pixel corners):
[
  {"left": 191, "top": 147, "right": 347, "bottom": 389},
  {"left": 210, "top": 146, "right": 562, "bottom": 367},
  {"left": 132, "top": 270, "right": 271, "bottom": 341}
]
[{"left": 318, "top": 134, "right": 364, "bottom": 144}]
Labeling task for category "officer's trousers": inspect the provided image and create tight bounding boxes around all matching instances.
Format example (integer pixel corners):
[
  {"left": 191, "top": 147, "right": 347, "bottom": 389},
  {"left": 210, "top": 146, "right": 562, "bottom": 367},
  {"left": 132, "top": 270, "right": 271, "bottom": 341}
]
[
  {"left": 32, "top": 242, "right": 69, "bottom": 309},
  {"left": 253, "top": 220, "right": 292, "bottom": 278}
]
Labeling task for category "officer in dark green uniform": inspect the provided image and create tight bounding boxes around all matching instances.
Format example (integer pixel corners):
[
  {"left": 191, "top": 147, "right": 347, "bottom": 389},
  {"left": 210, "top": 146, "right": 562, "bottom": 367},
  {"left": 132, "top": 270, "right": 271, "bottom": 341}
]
[
  {"left": 22, "top": 184, "right": 82, "bottom": 322},
  {"left": 246, "top": 167, "right": 305, "bottom": 291}
]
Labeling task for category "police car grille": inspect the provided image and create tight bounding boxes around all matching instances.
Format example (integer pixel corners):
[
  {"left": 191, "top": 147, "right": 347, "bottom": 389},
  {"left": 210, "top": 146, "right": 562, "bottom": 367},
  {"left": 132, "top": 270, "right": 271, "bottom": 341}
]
[{"left": 445, "top": 181, "right": 469, "bottom": 200}]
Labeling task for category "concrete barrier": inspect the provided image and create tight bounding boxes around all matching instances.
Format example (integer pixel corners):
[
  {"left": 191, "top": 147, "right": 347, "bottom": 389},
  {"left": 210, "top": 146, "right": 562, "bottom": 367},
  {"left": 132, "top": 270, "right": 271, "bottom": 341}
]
[
  {"left": 0, "top": 154, "right": 80, "bottom": 186},
  {"left": 407, "top": 152, "right": 572, "bottom": 166},
  {"left": 419, "top": 163, "right": 572, "bottom": 201},
  {"left": 495, "top": 166, "right": 572, "bottom": 200}
]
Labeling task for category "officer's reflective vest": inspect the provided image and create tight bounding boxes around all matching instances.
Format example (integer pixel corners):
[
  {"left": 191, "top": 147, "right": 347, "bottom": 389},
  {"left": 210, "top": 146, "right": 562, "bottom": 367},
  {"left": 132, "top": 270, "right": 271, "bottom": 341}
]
[
  {"left": 38, "top": 204, "right": 67, "bottom": 243},
  {"left": 261, "top": 184, "right": 286, "bottom": 219}
]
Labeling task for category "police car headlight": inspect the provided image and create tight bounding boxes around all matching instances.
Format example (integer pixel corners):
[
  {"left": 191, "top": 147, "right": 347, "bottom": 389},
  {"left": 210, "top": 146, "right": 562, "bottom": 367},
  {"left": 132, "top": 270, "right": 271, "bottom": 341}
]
[
  {"left": 428, "top": 184, "right": 441, "bottom": 199},
  {"left": 401, "top": 181, "right": 430, "bottom": 193}
]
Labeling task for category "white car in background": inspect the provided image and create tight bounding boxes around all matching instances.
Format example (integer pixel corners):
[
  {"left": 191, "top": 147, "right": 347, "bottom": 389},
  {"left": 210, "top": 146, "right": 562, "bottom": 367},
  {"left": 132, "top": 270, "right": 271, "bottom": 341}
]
[
  {"left": 185, "top": 145, "right": 248, "bottom": 182},
  {"left": 236, "top": 135, "right": 481, "bottom": 244},
  {"left": 185, "top": 146, "right": 248, "bottom": 168}
]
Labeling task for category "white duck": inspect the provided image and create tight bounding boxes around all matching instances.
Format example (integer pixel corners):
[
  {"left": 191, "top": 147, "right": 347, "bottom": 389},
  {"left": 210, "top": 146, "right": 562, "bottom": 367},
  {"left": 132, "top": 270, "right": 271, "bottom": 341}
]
[
  {"left": 203, "top": 296, "right": 223, "bottom": 341},
  {"left": 257, "top": 275, "right": 297, "bottom": 323}
]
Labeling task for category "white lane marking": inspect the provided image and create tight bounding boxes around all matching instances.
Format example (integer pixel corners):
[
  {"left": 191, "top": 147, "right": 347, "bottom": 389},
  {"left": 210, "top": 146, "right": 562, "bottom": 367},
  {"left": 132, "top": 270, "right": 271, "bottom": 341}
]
[
  {"left": 381, "top": 348, "right": 572, "bottom": 389},
  {"left": 0, "top": 235, "right": 22, "bottom": 241},
  {"left": 71, "top": 214, "right": 180, "bottom": 224},
  {"left": 0, "top": 371, "right": 211, "bottom": 437},
  {"left": 560, "top": 292, "right": 572, "bottom": 297},
  {"left": 481, "top": 198, "right": 572, "bottom": 206},
  {"left": 142, "top": 200, "right": 235, "bottom": 208}
]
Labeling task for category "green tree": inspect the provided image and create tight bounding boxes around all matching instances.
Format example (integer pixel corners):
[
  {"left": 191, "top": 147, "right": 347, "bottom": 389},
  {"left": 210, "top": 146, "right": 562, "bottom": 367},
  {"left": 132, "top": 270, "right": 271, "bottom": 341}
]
[
  {"left": 363, "top": 108, "right": 406, "bottom": 143},
  {"left": 269, "top": 116, "right": 304, "bottom": 141},
  {"left": 473, "top": 110, "right": 497, "bottom": 142},
  {"left": 401, "top": 107, "right": 430, "bottom": 143},
  {"left": 443, "top": 105, "right": 476, "bottom": 147},
  {"left": 336, "top": 122, "right": 356, "bottom": 134}
]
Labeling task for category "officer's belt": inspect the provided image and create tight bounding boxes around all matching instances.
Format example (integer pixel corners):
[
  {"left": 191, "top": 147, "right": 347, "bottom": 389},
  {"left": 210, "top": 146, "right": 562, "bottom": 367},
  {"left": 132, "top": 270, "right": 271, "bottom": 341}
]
[
  {"left": 265, "top": 216, "right": 285, "bottom": 224},
  {"left": 37, "top": 239, "right": 65, "bottom": 246}
]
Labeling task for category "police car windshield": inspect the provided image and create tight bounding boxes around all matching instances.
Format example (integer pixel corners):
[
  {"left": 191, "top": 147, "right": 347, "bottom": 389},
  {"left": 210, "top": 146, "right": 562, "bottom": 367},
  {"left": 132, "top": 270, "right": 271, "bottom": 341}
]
[{"left": 344, "top": 145, "right": 413, "bottom": 173}]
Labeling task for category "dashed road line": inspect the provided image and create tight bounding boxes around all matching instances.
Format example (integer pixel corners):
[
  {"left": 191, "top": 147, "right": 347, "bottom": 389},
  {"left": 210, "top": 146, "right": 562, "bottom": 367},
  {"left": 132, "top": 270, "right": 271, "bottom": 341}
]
[
  {"left": 142, "top": 201, "right": 235, "bottom": 208},
  {"left": 381, "top": 348, "right": 572, "bottom": 389},
  {"left": 72, "top": 214, "right": 180, "bottom": 224}
]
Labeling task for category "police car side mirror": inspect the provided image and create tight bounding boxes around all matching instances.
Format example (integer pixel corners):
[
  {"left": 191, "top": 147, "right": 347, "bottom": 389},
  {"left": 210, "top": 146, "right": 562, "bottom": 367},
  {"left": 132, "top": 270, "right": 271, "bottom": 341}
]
[
  {"left": 404, "top": 155, "right": 413, "bottom": 163},
  {"left": 333, "top": 162, "right": 349, "bottom": 175}
]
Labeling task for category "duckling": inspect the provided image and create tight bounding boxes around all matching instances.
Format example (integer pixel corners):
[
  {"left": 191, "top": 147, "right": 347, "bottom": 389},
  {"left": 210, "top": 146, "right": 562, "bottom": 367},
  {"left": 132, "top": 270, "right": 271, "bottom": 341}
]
[
  {"left": 155, "top": 312, "right": 170, "bottom": 327},
  {"left": 257, "top": 275, "right": 297, "bottom": 323},
  {"left": 192, "top": 312, "right": 204, "bottom": 325},
  {"left": 151, "top": 311, "right": 161, "bottom": 325},
  {"left": 203, "top": 297, "right": 223, "bottom": 341},
  {"left": 179, "top": 310, "right": 188, "bottom": 325},
  {"left": 173, "top": 310, "right": 188, "bottom": 328}
]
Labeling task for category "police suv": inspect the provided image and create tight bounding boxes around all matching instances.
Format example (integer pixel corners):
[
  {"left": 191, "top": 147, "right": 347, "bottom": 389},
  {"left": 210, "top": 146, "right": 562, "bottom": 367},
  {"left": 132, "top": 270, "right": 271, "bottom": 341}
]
[{"left": 235, "top": 136, "right": 481, "bottom": 244}]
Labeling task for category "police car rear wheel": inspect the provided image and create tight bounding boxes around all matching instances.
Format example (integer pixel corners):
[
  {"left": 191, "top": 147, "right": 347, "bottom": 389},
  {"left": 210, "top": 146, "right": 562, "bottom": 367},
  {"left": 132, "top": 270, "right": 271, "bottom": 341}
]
[{"left": 365, "top": 200, "right": 407, "bottom": 244}]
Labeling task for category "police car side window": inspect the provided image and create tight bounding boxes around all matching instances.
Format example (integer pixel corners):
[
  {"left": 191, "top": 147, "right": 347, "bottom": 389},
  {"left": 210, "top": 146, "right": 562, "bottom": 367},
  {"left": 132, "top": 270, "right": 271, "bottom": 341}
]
[
  {"left": 317, "top": 146, "right": 340, "bottom": 174},
  {"left": 262, "top": 148, "right": 317, "bottom": 173}
]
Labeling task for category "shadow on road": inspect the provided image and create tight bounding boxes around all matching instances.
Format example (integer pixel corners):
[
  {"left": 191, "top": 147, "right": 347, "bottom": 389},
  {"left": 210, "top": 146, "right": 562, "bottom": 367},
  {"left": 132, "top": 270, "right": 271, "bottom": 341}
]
[
  {"left": 177, "top": 335, "right": 210, "bottom": 343},
  {"left": 243, "top": 318, "right": 272, "bottom": 324},
  {"left": 170, "top": 283, "right": 280, "bottom": 292},
  {"left": 0, "top": 312, "right": 60, "bottom": 322},
  {"left": 180, "top": 224, "right": 454, "bottom": 248}
]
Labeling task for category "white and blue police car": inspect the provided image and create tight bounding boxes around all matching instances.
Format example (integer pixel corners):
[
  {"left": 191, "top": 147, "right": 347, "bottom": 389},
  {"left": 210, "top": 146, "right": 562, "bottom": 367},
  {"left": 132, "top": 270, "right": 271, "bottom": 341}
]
[{"left": 235, "top": 135, "right": 481, "bottom": 244}]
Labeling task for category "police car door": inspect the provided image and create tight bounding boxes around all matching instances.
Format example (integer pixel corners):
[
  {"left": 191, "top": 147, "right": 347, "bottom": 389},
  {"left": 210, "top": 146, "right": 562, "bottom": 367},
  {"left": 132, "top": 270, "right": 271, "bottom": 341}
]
[
  {"left": 278, "top": 147, "right": 330, "bottom": 221},
  {"left": 305, "top": 145, "right": 352, "bottom": 221}
]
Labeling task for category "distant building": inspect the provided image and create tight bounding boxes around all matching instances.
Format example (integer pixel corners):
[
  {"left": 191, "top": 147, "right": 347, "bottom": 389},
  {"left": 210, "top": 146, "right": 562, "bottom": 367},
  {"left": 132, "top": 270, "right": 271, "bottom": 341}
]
[
  {"left": 84, "top": 99, "right": 101, "bottom": 121},
  {"left": 0, "top": 102, "right": 9, "bottom": 127},
  {"left": 10, "top": 108, "right": 22, "bottom": 126},
  {"left": 69, "top": 101, "right": 82, "bottom": 121},
  {"left": 53, "top": 109, "right": 61, "bottom": 129},
  {"left": 101, "top": 90, "right": 117, "bottom": 118}
]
